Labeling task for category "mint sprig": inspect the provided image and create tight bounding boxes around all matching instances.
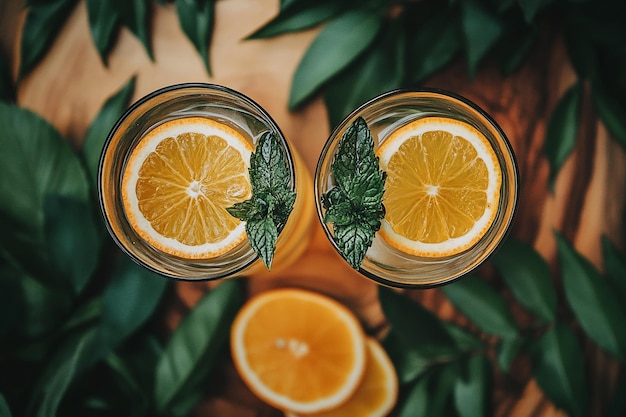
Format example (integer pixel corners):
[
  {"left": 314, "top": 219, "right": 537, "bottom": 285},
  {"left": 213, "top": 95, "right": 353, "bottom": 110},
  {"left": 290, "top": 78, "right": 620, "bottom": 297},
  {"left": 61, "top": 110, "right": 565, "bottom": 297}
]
[
  {"left": 322, "top": 117, "right": 386, "bottom": 269},
  {"left": 227, "top": 131, "right": 296, "bottom": 269}
]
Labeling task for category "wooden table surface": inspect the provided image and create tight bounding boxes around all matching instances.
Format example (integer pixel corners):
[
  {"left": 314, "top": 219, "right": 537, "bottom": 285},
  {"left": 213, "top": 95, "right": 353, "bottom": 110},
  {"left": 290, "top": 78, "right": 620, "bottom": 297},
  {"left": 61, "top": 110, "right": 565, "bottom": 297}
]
[{"left": 3, "top": 1, "right": 625, "bottom": 416}]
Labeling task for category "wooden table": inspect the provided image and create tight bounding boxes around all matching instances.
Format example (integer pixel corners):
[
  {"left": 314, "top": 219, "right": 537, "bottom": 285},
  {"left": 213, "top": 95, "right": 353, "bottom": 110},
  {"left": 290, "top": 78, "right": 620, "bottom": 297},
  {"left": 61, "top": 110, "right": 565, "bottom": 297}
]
[{"left": 3, "top": 1, "right": 625, "bottom": 416}]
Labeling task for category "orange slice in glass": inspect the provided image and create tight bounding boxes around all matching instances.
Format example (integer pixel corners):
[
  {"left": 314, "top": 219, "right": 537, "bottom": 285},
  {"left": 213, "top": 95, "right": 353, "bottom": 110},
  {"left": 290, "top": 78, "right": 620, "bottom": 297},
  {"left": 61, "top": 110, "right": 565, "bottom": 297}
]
[
  {"left": 121, "top": 117, "right": 253, "bottom": 259},
  {"left": 376, "top": 116, "right": 502, "bottom": 257},
  {"left": 230, "top": 288, "right": 366, "bottom": 414}
]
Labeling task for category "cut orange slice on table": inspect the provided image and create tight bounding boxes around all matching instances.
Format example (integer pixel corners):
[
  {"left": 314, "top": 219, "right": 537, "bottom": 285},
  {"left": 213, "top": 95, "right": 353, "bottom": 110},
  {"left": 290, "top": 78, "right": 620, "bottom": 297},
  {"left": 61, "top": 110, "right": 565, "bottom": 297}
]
[
  {"left": 286, "top": 337, "right": 398, "bottom": 417},
  {"left": 122, "top": 117, "right": 253, "bottom": 259},
  {"left": 376, "top": 116, "right": 502, "bottom": 257},
  {"left": 230, "top": 288, "right": 366, "bottom": 414}
]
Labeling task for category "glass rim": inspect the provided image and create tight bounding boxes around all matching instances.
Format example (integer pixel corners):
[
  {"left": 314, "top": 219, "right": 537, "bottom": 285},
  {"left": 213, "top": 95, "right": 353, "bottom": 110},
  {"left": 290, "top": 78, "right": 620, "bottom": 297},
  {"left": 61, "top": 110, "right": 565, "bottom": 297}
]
[
  {"left": 97, "top": 82, "right": 295, "bottom": 282},
  {"left": 314, "top": 87, "right": 520, "bottom": 289}
]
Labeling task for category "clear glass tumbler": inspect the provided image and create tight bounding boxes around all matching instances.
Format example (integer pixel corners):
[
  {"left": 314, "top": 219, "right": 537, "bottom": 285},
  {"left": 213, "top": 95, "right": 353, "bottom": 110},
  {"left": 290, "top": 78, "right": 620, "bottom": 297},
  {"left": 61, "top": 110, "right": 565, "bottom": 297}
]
[
  {"left": 99, "top": 83, "right": 314, "bottom": 281},
  {"left": 315, "top": 89, "right": 518, "bottom": 288}
]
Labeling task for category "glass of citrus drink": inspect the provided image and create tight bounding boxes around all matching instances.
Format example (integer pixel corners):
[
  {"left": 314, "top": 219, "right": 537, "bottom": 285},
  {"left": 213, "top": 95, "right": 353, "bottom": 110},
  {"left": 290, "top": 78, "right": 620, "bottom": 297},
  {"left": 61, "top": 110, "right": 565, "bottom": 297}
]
[
  {"left": 99, "top": 83, "right": 314, "bottom": 280},
  {"left": 315, "top": 89, "right": 518, "bottom": 288}
]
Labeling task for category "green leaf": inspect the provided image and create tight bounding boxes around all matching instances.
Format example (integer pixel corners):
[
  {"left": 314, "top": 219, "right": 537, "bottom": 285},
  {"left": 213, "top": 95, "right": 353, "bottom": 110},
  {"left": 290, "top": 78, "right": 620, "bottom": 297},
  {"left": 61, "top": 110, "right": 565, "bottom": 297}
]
[
  {"left": 453, "top": 354, "right": 491, "bottom": 417},
  {"left": 380, "top": 287, "right": 459, "bottom": 384},
  {"left": 18, "top": 0, "right": 78, "bottom": 79},
  {"left": 601, "top": 236, "right": 626, "bottom": 300},
  {"left": 395, "top": 375, "right": 429, "bottom": 417},
  {"left": 0, "top": 102, "right": 89, "bottom": 281},
  {"left": 544, "top": 81, "right": 582, "bottom": 189},
  {"left": 83, "top": 77, "right": 136, "bottom": 186},
  {"left": 247, "top": 0, "right": 345, "bottom": 39},
  {"left": 289, "top": 8, "right": 383, "bottom": 109},
  {"left": 460, "top": 0, "right": 504, "bottom": 77},
  {"left": 496, "top": 23, "right": 538, "bottom": 76},
  {"left": 443, "top": 322, "right": 483, "bottom": 351},
  {"left": 227, "top": 132, "right": 296, "bottom": 269},
  {"left": 555, "top": 233, "right": 626, "bottom": 359},
  {"left": 531, "top": 323, "right": 588, "bottom": 417},
  {"left": 605, "top": 373, "right": 626, "bottom": 417},
  {"left": 110, "top": 0, "right": 153, "bottom": 60},
  {"left": 321, "top": 117, "right": 385, "bottom": 269},
  {"left": 43, "top": 196, "right": 100, "bottom": 294},
  {"left": 491, "top": 238, "right": 557, "bottom": 322},
  {"left": 407, "top": 12, "right": 461, "bottom": 84},
  {"left": 324, "top": 19, "right": 405, "bottom": 128},
  {"left": 398, "top": 363, "right": 461, "bottom": 417},
  {"left": 0, "top": 265, "right": 24, "bottom": 340},
  {"left": 0, "top": 393, "right": 12, "bottom": 417},
  {"left": 518, "top": 0, "right": 555, "bottom": 23},
  {"left": 99, "top": 255, "right": 169, "bottom": 351},
  {"left": 592, "top": 83, "right": 626, "bottom": 148},
  {"left": 496, "top": 337, "right": 522, "bottom": 373},
  {"left": 154, "top": 279, "right": 244, "bottom": 413},
  {"left": 28, "top": 327, "right": 101, "bottom": 417},
  {"left": 175, "top": 0, "right": 214, "bottom": 74},
  {"left": 85, "top": 0, "right": 119, "bottom": 65},
  {"left": 442, "top": 275, "right": 519, "bottom": 339}
]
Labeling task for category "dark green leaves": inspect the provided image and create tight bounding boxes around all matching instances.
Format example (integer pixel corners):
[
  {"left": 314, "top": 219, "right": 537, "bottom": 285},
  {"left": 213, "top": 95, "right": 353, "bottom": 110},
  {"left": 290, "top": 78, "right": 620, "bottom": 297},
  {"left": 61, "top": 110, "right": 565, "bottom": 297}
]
[
  {"left": 322, "top": 117, "right": 385, "bottom": 269},
  {"left": 85, "top": 0, "right": 119, "bottom": 65},
  {"left": 110, "top": 0, "right": 154, "bottom": 60},
  {"left": 18, "top": 0, "right": 78, "bottom": 80},
  {"left": 531, "top": 323, "right": 588, "bottom": 417},
  {"left": 82, "top": 76, "right": 136, "bottom": 185},
  {"left": 227, "top": 132, "right": 296, "bottom": 269},
  {"left": 460, "top": 0, "right": 504, "bottom": 77},
  {"left": 492, "top": 238, "right": 557, "bottom": 322},
  {"left": 453, "top": 355, "right": 491, "bottom": 417},
  {"left": 442, "top": 276, "right": 518, "bottom": 339},
  {"left": 154, "top": 279, "right": 244, "bottom": 415},
  {"left": 544, "top": 81, "right": 582, "bottom": 188},
  {"left": 289, "top": 8, "right": 383, "bottom": 109},
  {"left": 555, "top": 233, "right": 626, "bottom": 360},
  {"left": 175, "top": 0, "right": 215, "bottom": 74}
]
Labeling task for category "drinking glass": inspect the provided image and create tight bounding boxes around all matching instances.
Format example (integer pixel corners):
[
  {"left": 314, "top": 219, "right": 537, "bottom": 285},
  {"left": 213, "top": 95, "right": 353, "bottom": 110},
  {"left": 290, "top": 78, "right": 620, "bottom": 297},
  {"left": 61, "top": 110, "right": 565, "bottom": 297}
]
[
  {"left": 315, "top": 89, "right": 518, "bottom": 288},
  {"left": 99, "top": 83, "right": 314, "bottom": 281}
]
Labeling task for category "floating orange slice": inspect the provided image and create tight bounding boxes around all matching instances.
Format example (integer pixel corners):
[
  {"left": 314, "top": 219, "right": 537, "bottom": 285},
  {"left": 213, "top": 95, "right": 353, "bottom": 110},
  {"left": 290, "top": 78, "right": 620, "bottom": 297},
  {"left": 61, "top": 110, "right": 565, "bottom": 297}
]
[
  {"left": 121, "top": 117, "right": 253, "bottom": 259},
  {"left": 376, "top": 116, "right": 502, "bottom": 257},
  {"left": 230, "top": 288, "right": 366, "bottom": 414}
]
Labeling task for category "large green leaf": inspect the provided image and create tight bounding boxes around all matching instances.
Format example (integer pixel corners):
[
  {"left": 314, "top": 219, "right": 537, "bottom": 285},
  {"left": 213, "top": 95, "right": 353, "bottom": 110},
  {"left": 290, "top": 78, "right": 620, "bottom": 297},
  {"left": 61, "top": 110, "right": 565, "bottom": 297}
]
[
  {"left": 324, "top": 19, "right": 404, "bottom": 128},
  {"left": 85, "top": 0, "right": 119, "bottom": 65},
  {"left": 460, "top": 0, "right": 504, "bottom": 77},
  {"left": 98, "top": 255, "right": 169, "bottom": 352},
  {"left": 28, "top": 327, "right": 101, "bottom": 417},
  {"left": 0, "top": 103, "right": 89, "bottom": 281},
  {"left": 18, "top": 0, "right": 78, "bottom": 80},
  {"left": 491, "top": 238, "right": 557, "bottom": 322},
  {"left": 592, "top": 82, "right": 626, "bottom": 149},
  {"left": 453, "top": 354, "right": 491, "bottom": 417},
  {"left": 154, "top": 279, "right": 244, "bottom": 413},
  {"left": 555, "top": 233, "right": 626, "bottom": 359},
  {"left": 247, "top": 0, "right": 345, "bottom": 39},
  {"left": 43, "top": 196, "right": 100, "bottom": 295},
  {"left": 531, "top": 323, "right": 588, "bottom": 417},
  {"left": 544, "top": 81, "right": 582, "bottom": 189},
  {"left": 396, "top": 362, "right": 461, "bottom": 417},
  {"left": 441, "top": 276, "right": 519, "bottom": 339},
  {"left": 175, "top": 0, "right": 215, "bottom": 75},
  {"left": 82, "top": 77, "right": 136, "bottom": 186},
  {"left": 110, "top": 0, "right": 153, "bottom": 60},
  {"left": 496, "top": 337, "right": 522, "bottom": 373},
  {"left": 395, "top": 374, "right": 429, "bottom": 417},
  {"left": 379, "top": 287, "right": 459, "bottom": 384},
  {"left": 0, "top": 393, "right": 12, "bottom": 417},
  {"left": 289, "top": 8, "right": 383, "bottom": 109},
  {"left": 407, "top": 12, "right": 461, "bottom": 84}
]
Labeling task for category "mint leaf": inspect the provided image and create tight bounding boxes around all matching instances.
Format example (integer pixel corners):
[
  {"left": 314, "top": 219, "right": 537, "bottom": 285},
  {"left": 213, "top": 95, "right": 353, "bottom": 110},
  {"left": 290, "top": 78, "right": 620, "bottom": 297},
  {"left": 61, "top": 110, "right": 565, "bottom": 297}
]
[
  {"left": 227, "top": 132, "right": 296, "bottom": 269},
  {"left": 322, "top": 117, "right": 385, "bottom": 269}
]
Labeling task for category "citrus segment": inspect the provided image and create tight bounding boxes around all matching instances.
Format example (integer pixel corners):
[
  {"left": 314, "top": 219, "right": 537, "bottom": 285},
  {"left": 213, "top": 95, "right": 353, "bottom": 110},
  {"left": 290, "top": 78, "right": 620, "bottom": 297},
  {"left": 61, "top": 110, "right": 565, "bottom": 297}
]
[
  {"left": 230, "top": 289, "right": 366, "bottom": 414},
  {"left": 286, "top": 337, "right": 398, "bottom": 417},
  {"left": 122, "top": 117, "right": 253, "bottom": 259},
  {"left": 376, "top": 117, "right": 501, "bottom": 257}
]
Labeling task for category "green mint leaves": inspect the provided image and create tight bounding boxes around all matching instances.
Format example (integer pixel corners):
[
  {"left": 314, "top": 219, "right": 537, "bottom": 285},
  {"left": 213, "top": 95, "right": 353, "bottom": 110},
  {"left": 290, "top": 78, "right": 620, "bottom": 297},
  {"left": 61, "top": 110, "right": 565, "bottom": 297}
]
[
  {"left": 227, "top": 131, "right": 296, "bottom": 270},
  {"left": 322, "top": 117, "right": 386, "bottom": 269}
]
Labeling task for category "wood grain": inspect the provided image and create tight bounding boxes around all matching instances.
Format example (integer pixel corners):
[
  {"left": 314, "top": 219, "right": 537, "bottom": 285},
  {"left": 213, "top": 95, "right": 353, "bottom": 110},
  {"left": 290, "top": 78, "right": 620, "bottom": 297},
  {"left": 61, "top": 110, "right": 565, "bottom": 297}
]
[{"left": 5, "top": 1, "right": 625, "bottom": 416}]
